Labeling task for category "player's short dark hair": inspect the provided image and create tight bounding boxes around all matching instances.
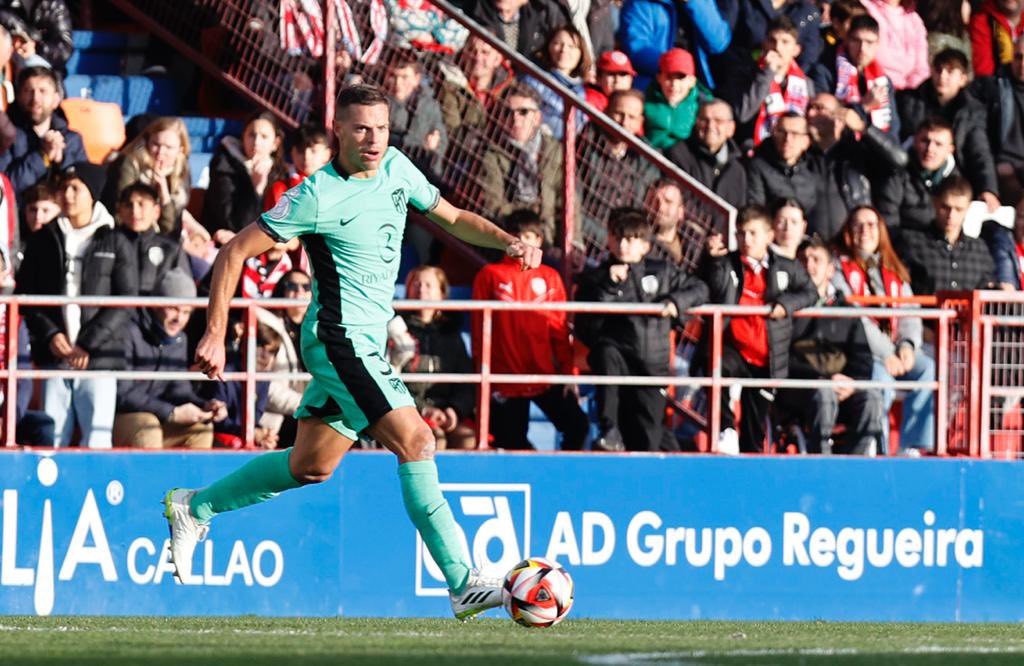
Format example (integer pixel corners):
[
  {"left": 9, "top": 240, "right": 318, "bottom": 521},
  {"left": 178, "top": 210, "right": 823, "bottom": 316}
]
[
  {"left": 766, "top": 16, "right": 799, "bottom": 41},
  {"left": 256, "top": 322, "right": 283, "bottom": 350},
  {"left": 933, "top": 175, "right": 973, "bottom": 201},
  {"left": 915, "top": 115, "right": 955, "bottom": 139},
  {"left": 118, "top": 182, "right": 161, "bottom": 206},
  {"left": 503, "top": 208, "right": 546, "bottom": 240},
  {"left": 335, "top": 84, "right": 389, "bottom": 116},
  {"left": 294, "top": 123, "right": 330, "bottom": 150},
  {"left": 847, "top": 15, "right": 880, "bottom": 36},
  {"left": 798, "top": 233, "right": 831, "bottom": 259},
  {"left": 738, "top": 204, "right": 772, "bottom": 230},
  {"left": 16, "top": 65, "right": 59, "bottom": 93},
  {"left": 608, "top": 207, "right": 652, "bottom": 241},
  {"left": 932, "top": 48, "right": 969, "bottom": 73}
]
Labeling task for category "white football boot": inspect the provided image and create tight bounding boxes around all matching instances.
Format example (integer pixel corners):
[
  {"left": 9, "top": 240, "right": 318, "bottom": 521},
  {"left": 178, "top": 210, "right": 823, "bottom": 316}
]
[
  {"left": 162, "top": 488, "right": 209, "bottom": 583},
  {"left": 449, "top": 568, "right": 503, "bottom": 621}
]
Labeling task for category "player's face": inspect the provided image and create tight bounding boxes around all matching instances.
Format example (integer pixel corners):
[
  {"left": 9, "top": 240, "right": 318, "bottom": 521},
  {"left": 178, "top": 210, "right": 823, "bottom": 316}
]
[
  {"left": 335, "top": 102, "right": 390, "bottom": 171},
  {"left": 117, "top": 192, "right": 161, "bottom": 232}
]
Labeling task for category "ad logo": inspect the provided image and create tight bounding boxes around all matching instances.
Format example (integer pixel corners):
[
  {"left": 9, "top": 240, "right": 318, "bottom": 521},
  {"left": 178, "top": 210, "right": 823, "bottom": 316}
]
[{"left": 415, "top": 483, "right": 531, "bottom": 596}]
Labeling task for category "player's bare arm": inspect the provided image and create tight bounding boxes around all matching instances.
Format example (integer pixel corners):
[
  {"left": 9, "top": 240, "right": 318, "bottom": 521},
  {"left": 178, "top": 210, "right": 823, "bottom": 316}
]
[
  {"left": 194, "top": 222, "right": 277, "bottom": 379},
  {"left": 428, "top": 197, "right": 542, "bottom": 270}
]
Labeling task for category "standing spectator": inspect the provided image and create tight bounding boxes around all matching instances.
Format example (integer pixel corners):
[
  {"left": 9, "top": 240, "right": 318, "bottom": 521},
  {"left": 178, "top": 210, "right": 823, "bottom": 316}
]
[
  {"left": 0, "top": 0, "right": 72, "bottom": 72},
  {"left": 643, "top": 47, "right": 712, "bottom": 149},
  {"left": 471, "top": 211, "right": 588, "bottom": 450},
  {"left": 576, "top": 208, "right": 709, "bottom": 452},
  {"left": 876, "top": 117, "right": 961, "bottom": 231},
  {"left": 705, "top": 204, "right": 817, "bottom": 454},
  {"left": 1, "top": 66, "right": 86, "bottom": 198},
  {"left": 970, "top": 0, "right": 1024, "bottom": 77},
  {"left": 645, "top": 178, "right": 687, "bottom": 263},
  {"left": 746, "top": 113, "right": 825, "bottom": 221},
  {"left": 897, "top": 176, "right": 997, "bottom": 294},
  {"left": 897, "top": 49, "right": 1001, "bottom": 208},
  {"left": 114, "top": 270, "right": 227, "bottom": 449},
  {"left": 384, "top": 52, "right": 448, "bottom": 176},
  {"left": 522, "top": 25, "right": 590, "bottom": 141},
  {"left": 770, "top": 197, "right": 807, "bottom": 258},
  {"left": 202, "top": 111, "right": 286, "bottom": 244},
  {"left": 102, "top": 117, "right": 192, "bottom": 236},
  {"left": 860, "top": 0, "right": 930, "bottom": 90},
  {"left": 263, "top": 124, "right": 332, "bottom": 210},
  {"left": 976, "top": 36, "right": 1024, "bottom": 206},
  {"left": 833, "top": 206, "right": 935, "bottom": 454},
  {"left": 779, "top": 236, "right": 883, "bottom": 454},
  {"left": 387, "top": 0, "right": 469, "bottom": 52},
  {"left": 921, "top": 0, "right": 973, "bottom": 61},
  {"left": 718, "top": 0, "right": 822, "bottom": 81},
  {"left": 115, "top": 183, "right": 191, "bottom": 297},
  {"left": 16, "top": 163, "right": 138, "bottom": 448},
  {"left": 617, "top": 0, "right": 732, "bottom": 90},
  {"left": 464, "top": 0, "right": 571, "bottom": 65},
  {"left": 437, "top": 35, "right": 513, "bottom": 132},
  {"left": 665, "top": 99, "right": 748, "bottom": 210},
  {"left": 585, "top": 50, "right": 636, "bottom": 113}
]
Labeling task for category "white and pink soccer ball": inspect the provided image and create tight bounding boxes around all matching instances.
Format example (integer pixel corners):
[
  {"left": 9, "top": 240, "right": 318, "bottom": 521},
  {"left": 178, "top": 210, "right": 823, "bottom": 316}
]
[{"left": 501, "top": 557, "right": 574, "bottom": 628}]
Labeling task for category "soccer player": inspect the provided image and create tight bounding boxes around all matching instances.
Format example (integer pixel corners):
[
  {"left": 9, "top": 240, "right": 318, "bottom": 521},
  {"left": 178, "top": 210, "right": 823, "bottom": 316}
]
[{"left": 162, "top": 85, "right": 542, "bottom": 620}]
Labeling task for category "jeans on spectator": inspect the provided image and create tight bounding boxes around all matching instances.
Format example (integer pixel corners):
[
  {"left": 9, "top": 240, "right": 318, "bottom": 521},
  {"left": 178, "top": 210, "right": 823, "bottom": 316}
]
[
  {"left": 113, "top": 412, "right": 214, "bottom": 449},
  {"left": 490, "top": 386, "right": 589, "bottom": 451},
  {"left": 872, "top": 354, "right": 935, "bottom": 452},
  {"left": 795, "top": 387, "right": 884, "bottom": 455},
  {"left": 719, "top": 345, "right": 773, "bottom": 453},
  {"left": 590, "top": 343, "right": 673, "bottom": 452},
  {"left": 42, "top": 375, "right": 116, "bottom": 449}
]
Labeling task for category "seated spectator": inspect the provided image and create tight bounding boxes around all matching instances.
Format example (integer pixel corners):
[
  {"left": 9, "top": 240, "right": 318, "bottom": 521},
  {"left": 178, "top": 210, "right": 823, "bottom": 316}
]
[
  {"left": 206, "top": 322, "right": 280, "bottom": 450},
  {"left": 770, "top": 197, "right": 807, "bottom": 258},
  {"left": 717, "top": 0, "right": 822, "bottom": 85},
  {"left": 897, "top": 176, "right": 997, "bottom": 294},
  {"left": 811, "top": 15, "right": 899, "bottom": 136},
  {"left": 618, "top": 0, "right": 731, "bottom": 90},
  {"left": 387, "top": 0, "right": 468, "bottom": 52},
  {"left": 240, "top": 241, "right": 294, "bottom": 299},
  {"left": 705, "top": 204, "right": 817, "bottom": 454},
  {"left": 576, "top": 208, "right": 709, "bottom": 452},
  {"left": 778, "top": 236, "right": 883, "bottom": 454},
  {"left": 479, "top": 84, "right": 565, "bottom": 248},
  {"left": 16, "top": 163, "right": 138, "bottom": 448},
  {"left": 730, "top": 17, "right": 815, "bottom": 147},
  {"left": 471, "top": 211, "right": 587, "bottom": 450},
  {"left": 269, "top": 269, "right": 310, "bottom": 371},
  {"left": 522, "top": 25, "right": 589, "bottom": 141},
  {"left": 1, "top": 66, "right": 86, "bottom": 198},
  {"left": 747, "top": 113, "right": 824, "bottom": 220},
  {"left": 0, "top": 0, "right": 72, "bottom": 72},
  {"left": 970, "top": 0, "right": 1024, "bottom": 77},
  {"left": 643, "top": 48, "right": 712, "bottom": 150},
  {"left": 645, "top": 179, "right": 687, "bottom": 263},
  {"left": 665, "top": 99, "right": 747, "bottom": 210},
  {"left": 585, "top": 50, "right": 636, "bottom": 113},
  {"left": 876, "top": 117, "right": 961, "bottom": 231},
  {"left": 114, "top": 270, "right": 227, "bottom": 449},
  {"left": 264, "top": 124, "right": 332, "bottom": 210},
  {"left": 202, "top": 111, "right": 286, "bottom": 244},
  {"left": 437, "top": 35, "right": 513, "bottom": 132},
  {"left": 384, "top": 52, "right": 448, "bottom": 176},
  {"left": 18, "top": 180, "right": 58, "bottom": 246},
  {"left": 833, "top": 206, "right": 935, "bottom": 454},
  {"left": 115, "top": 183, "right": 190, "bottom": 296},
  {"left": 920, "top": 0, "right": 972, "bottom": 62},
  {"left": 860, "top": 0, "right": 929, "bottom": 90},
  {"left": 391, "top": 266, "right": 476, "bottom": 450},
  {"left": 977, "top": 35, "right": 1024, "bottom": 207},
  {"left": 897, "top": 49, "right": 1000, "bottom": 209},
  {"left": 102, "top": 117, "right": 192, "bottom": 236},
  {"left": 464, "top": 0, "right": 570, "bottom": 62}
]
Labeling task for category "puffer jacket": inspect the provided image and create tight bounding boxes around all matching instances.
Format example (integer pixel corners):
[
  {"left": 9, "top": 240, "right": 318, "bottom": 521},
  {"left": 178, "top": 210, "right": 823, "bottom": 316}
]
[
  {"left": 202, "top": 136, "right": 285, "bottom": 235},
  {"left": 745, "top": 139, "right": 824, "bottom": 220},
  {"left": 0, "top": 0, "right": 73, "bottom": 70},
  {"left": 116, "top": 226, "right": 190, "bottom": 296},
  {"left": 665, "top": 137, "right": 748, "bottom": 212},
  {"left": 875, "top": 154, "right": 961, "bottom": 232}
]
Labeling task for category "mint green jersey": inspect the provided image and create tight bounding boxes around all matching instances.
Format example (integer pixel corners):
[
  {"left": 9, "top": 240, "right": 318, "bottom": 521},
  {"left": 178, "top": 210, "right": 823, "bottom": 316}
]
[{"left": 258, "top": 147, "right": 440, "bottom": 330}]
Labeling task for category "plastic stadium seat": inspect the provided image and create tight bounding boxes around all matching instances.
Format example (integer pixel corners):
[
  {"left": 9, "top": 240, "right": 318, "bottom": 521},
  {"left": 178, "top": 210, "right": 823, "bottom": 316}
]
[
  {"left": 63, "top": 75, "right": 177, "bottom": 116},
  {"left": 179, "top": 117, "right": 243, "bottom": 138},
  {"left": 61, "top": 98, "right": 125, "bottom": 163},
  {"left": 66, "top": 51, "right": 123, "bottom": 76},
  {"left": 72, "top": 30, "right": 147, "bottom": 51},
  {"left": 189, "top": 153, "right": 212, "bottom": 189}
]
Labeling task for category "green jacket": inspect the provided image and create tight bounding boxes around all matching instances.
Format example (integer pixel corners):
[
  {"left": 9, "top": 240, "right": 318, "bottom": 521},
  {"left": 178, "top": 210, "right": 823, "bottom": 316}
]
[{"left": 643, "top": 81, "right": 712, "bottom": 150}]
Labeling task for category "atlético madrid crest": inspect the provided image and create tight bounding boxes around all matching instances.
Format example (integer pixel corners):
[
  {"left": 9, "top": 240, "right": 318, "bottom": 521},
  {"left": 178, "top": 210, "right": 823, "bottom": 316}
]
[{"left": 392, "top": 188, "right": 407, "bottom": 215}]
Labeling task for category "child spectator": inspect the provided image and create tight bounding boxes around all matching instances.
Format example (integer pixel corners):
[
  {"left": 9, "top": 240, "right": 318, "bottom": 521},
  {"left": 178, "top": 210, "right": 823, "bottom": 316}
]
[
  {"left": 471, "top": 210, "right": 588, "bottom": 450},
  {"left": 115, "top": 183, "right": 191, "bottom": 296},
  {"left": 264, "top": 124, "right": 332, "bottom": 210},
  {"left": 970, "top": 0, "right": 1024, "bottom": 77},
  {"left": 576, "top": 208, "right": 709, "bottom": 452},
  {"left": 665, "top": 99, "right": 747, "bottom": 210},
  {"left": 705, "top": 204, "right": 817, "bottom": 454},
  {"left": 206, "top": 322, "right": 280, "bottom": 450},
  {"left": 861, "top": 0, "right": 930, "bottom": 90},
  {"left": 585, "top": 50, "right": 636, "bottom": 113},
  {"left": 770, "top": 198, "right": 807, "bottom": 259},
  {"left": 384, "top": 52, "right": 448, "bottom": 176},
  {"left": 18, "top": 181, "right": 58, "bottom": 264},
  {"left": 643, "top": 48, "right": 712, "bottom": 150},
  {"left": 522, "top": 25, "right": 590, "bottom": 141}
]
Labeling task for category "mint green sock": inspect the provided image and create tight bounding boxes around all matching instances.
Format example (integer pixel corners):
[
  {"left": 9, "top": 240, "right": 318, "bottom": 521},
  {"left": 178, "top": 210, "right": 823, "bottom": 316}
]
[
  {"left": 399, "top": 460, "right": 471, "bottom": 594},
  {"left": 190, "top": 449, "right": 302, "bottom": 523}
]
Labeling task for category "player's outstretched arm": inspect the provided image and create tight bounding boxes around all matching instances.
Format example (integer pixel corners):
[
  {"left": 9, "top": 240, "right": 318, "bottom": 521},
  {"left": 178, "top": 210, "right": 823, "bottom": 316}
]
[
  {"left": 428, "top": 197, "right": 541, "bottom": 270},
  {"left": 194, "top": 223, "right": 277, "bottom": 380}
]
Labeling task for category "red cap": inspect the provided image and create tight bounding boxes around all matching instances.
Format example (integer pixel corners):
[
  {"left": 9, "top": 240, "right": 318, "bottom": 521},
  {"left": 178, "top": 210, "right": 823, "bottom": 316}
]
[
  {"left": 658, "top": 48, "right": 695, "bottom": 76},
  {"left": 596, "top": 50, "right": 637, "bottom": 76}
]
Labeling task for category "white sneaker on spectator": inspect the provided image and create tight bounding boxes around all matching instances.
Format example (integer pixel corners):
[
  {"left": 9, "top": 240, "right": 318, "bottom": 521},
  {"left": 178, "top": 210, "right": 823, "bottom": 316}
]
[
  {"left": 718, "top": 428, "right": 740, "bottom": 455},
  {"left": 162, "top": 488, "right": 209, "bottom": 583}
]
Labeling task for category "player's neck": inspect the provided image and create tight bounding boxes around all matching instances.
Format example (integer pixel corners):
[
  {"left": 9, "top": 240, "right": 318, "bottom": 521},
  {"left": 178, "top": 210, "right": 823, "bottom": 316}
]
[{"left": 334, "top": 155, "right": 378, "bottom": 180}]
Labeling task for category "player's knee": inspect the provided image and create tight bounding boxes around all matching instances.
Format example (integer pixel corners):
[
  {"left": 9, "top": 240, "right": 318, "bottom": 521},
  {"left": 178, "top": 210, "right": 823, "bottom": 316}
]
[
  {"left": 290, "top": 459, "right": 337, "bottom": 485},
  {"left": 400, "top": 425, "right": 436, "bottom": 463}
]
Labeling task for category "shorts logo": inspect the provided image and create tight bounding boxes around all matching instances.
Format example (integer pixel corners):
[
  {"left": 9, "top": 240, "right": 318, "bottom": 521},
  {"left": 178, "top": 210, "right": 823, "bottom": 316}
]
[
  {"left": 415, "top": 483, "right": 530, "bottom": 596},
  {"left": 391, "top": 188, "right": 407, "bottom": 215},
  {"left": 389, "top": 377, "right": 407, "bottom": 394}
]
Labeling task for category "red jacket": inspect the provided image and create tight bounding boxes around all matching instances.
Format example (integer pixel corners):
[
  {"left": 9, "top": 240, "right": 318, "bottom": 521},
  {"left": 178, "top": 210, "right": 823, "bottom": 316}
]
[
  {"left": 471, "top": 257, "right": 573, "bottom": 398},
  {"left": 970, "top": 0, "right": 1024, "bottom": 77}
]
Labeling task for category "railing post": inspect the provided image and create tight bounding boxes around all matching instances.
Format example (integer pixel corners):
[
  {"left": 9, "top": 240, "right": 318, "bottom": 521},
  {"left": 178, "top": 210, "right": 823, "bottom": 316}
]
[
  {"left": 561, "top": 104, "right": 577, "bottom": 287},
  {"left": 979, "top": 319, "right": 993, "bottom": 459},
  {"left": 967, "top": 292, "right": 984, "bottom": 457},
  {"left": 477, "top": 308, "right": 493, "bottom": 449},
  {"left": 709, "top": 310, "right": 723, "bottom": 452},
  {"left": 936, "top": 312, "right": 949, "bottom": 456},
  {"left": 323, "top": 0, "right": 336, "bottom": 131},
  {"left": 4, "top": 301, "right": 17, "bottom": 447},
  {"left": 243, "top": 303, "right": 258, "bottom": 448}
]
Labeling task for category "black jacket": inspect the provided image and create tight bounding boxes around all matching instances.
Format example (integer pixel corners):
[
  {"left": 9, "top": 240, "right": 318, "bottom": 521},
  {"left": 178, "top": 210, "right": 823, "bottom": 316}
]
[
  {"left": 746, "top": 140, "right": 824, "bottom": 219},
  {"left": 705, "top": 250, "right": 818, "bottom": 378},
  {"left": 896, "top": 81, "right": 998, "bottom": 197},
  {"left": 716, "top": 0, "right": 822, "bottom": 82},
  {"left": 665, "top": 137, "right": 747, "bottom": 214},
  {"left": 403, "top": 314, "right": 475, "bottom": 420},
  {"left": 16, "top": 214, "right": 139, "bottom": 369},
  {"left": 116, "top": 310, "right": 206, "bottom": 421},
  {"left": 575, "top": 256, "right": 709, "bottom": 372},
  {"left": 789, "top": 293, "right": 873, "bottom": 381},
  {"left": 0, "top": 0, "right": 73, "bottom": 69},
  {"left": 202, "top": 136, "right": 284, "bottom": 235},
  {"left": 874, "top": 155, "right": 961, "bottom": 232},
  {"left": 974, "top": 72, "right": 1024, "bottom": 168},
  {"left": 463, "top": 0, "right": 571, "bottom": 63},
  {"left": 117, "top": 227, "right": 190, "bottom": 296}
]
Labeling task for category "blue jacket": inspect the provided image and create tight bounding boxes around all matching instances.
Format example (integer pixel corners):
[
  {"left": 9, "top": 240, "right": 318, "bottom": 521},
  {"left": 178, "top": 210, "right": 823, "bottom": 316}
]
[
  {"left": 0, "top": 108, "right": 86, "bottom": 199},
  {"left": 522, "top": 71, "right": 586, "bottom": 141},
  {"left": 618, "top": 0, "right": 732, "bottom": 90},
  {"left": 980, "top": 220, "right": 1020, "bottom": 290}
]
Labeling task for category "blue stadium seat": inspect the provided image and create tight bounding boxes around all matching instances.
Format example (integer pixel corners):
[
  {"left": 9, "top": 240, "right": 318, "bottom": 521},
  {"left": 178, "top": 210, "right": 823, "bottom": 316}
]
[
  {"left": 72, "top": 30, "right": 147, "bottom": 51},
  {"left": 188, "top": 152, "right": 212, "bottom": 189},
  {"left": 180, "top": 117, "right": 243, "bottom": 138},
  {"left": 66, "top": 51, "right": 123, "bottom": 76},
  {"left": 63, "top": 75, "right": 177, "bottom": 116}
]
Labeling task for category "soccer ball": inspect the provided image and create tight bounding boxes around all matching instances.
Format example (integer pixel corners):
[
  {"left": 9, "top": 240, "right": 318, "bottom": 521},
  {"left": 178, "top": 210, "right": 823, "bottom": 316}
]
[{"left": 502, "top": 557, "right": 574, "bottom": 628}]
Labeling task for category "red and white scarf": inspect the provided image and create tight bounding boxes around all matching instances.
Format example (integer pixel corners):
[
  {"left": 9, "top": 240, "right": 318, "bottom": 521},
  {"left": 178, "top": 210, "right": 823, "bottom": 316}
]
[
  {"left": 1015, "top": 241, "right": 1024, "bottom": 288},
  {"left": 754, "top": 61, "right": 810, "bottom": 146},
  {"left": 242, "top": 252, "right": 294, "bottom": 299},
  {"left": 840, "top": 254, "right": 904, "bottom": 338},
  {"left": 834, "top": 50, "right": 892, "bottom": 132},
  {"left": 280, "top": 0, "right": 388, "bottom": 64}
]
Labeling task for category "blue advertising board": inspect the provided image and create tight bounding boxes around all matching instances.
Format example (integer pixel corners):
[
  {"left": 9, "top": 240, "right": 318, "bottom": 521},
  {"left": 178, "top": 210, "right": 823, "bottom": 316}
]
[{"left": 0, "top": 450, "right": 1021, "bottom": 621}]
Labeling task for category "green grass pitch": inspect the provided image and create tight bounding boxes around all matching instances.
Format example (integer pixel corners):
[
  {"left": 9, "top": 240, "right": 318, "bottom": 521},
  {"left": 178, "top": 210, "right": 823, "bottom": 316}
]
[{"left": 1, "top": 617, "right": 1023, "bottom": 665}]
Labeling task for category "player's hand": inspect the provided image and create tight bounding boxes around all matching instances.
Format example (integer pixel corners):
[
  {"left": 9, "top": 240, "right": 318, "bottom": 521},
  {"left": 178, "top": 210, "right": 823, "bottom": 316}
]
[
  {"left": 768, "top": 303, "right": 787, "bottom": 320},
  {"left": 707, "top": 233, "right": 727, "bottom": 257},
  {"left": 49, "top": 332, "right": 73, "bottom": 358},
  {"left": 831, "top": 373, "right": 855, "bottom": 401},
  {"left": 171, "top": 403, "right": 214, "bottom": 425},
  {"left": 884, "top": 354, "right": 906, "bottom": 377},
  {"left": 204, "top": 399, "right": 229, "bottom": 422},
  {"left": 195, "top": 332, "right": 226, "bottom": 381},
  {"left": 67, "top": 345, "right": 90, "bottom": 370},
  {"left": 609, "top": 264, "right": 629, "bottom": 283},
  {"left": 506, "top": 240, "right": 542, "bottom": 271}
]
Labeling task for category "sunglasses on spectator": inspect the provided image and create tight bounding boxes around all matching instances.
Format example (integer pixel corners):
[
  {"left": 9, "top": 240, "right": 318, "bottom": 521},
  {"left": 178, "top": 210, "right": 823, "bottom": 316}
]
[
  {"left": 509, "top": 107, "right": 538, "bottom": 116},
  {"left": 283, "top": 282, "right": 312, "bottom": 292}
]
